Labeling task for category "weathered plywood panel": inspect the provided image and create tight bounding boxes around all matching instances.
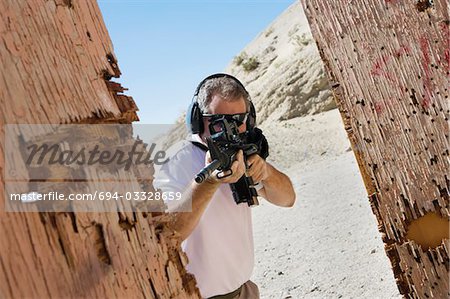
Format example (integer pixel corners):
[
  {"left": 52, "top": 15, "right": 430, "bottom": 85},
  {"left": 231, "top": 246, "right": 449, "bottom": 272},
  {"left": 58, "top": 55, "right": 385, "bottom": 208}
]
[
  {"left": 0, "top": 1, "right": 199, "bottom": 298},
  {"left": 301, "top": 0, "right": 449, "bottom": 297},
  {"left": 0, "top": 0, "right": 136, "bottom": 124}
]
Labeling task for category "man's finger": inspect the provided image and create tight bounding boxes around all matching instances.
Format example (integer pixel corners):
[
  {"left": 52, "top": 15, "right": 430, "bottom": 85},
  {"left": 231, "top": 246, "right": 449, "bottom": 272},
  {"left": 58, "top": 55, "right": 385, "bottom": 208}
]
[
  {"left": 236, "top": 150, "right": 244, "bottom": 163},
  {"left": 250, "top": 168, "right": 261, "bottom": 181},
  {"left": 234, "top": 161, "right": 244, "bottom": 177},
  {"left": 247, "top": 154, "right": 257, "bottom": 166},
  {"left": 247, "top": 161, "right": 256, "bottom": 175},
  {"left": 248, "top": 157, "right": 262, "bottom": 173},
  {"left": 237, "top": 162, "right": 246, "bottom": 177},
  {"left": 252, "top": 172, "right": 262, "bottom": 183},
  {"left": 229, "top": 159, "right": 239, "bottom": 175},
  {"left": 247, "top": 167, "right": 255, "bottom": 178}
]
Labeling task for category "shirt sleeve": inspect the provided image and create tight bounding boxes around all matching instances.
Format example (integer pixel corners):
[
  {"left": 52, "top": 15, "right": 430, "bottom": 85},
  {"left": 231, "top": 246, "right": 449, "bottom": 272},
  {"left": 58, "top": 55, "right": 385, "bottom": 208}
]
[
  {"left": 153, "top": 145, "right": 194, "bottom": 192},
  {"left": 153, "top": 157, "right": 192, "bottom": 194},
  {"left": 153, "top": 142, "right": 199, "bottom": 211}
]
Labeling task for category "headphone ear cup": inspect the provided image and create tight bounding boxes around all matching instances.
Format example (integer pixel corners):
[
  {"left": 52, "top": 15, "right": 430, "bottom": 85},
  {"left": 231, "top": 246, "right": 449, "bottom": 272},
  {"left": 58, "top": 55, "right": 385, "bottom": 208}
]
[
  {"left": 247, "top": 101, "right": 256, "bottom": 129},
  {"left": 186, "top": 101, "right": 203, "bottom": 134}
]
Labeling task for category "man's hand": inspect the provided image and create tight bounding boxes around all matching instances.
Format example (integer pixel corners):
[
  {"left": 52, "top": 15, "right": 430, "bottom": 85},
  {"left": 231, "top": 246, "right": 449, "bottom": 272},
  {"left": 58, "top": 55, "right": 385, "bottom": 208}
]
[
  {"left": 246, "top": 154, "right": 296, "bottom": 208},
  {"left": 246, "top": 154, "right": 270, "bottom": 183},
  {"left": 205, "top": 149, "right": 246, "bottom": 184}
]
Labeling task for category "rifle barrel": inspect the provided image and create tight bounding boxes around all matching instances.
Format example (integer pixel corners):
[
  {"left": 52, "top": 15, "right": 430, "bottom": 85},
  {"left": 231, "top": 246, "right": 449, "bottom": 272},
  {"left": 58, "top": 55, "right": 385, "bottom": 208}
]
[{"left": 195, "top": 159, "right": 222, "bottom": 183}]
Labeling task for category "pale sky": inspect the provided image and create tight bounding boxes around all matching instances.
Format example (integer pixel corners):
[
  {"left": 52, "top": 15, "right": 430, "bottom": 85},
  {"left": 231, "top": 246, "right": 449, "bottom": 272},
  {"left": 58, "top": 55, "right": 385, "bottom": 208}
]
[{"left": 98, "top": 0, "right": 295, "bottom": 124}]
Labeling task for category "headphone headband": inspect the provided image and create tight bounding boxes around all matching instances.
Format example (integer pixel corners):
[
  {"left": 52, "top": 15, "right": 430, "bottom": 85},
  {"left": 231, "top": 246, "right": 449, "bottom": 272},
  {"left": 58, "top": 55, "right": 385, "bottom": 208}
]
[{"left": 193, "top": 73, "right": 250, "bottom": 98}]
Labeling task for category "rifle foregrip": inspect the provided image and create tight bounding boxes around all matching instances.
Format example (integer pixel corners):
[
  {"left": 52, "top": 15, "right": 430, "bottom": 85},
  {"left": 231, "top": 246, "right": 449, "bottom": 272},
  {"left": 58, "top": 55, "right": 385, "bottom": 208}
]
[{"left": 195, "top": 159, "right": 222, "bottom": 183}]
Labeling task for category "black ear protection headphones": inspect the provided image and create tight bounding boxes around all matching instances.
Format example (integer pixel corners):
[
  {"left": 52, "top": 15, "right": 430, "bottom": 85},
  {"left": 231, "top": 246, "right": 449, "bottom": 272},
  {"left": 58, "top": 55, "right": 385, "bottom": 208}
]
[{"left": 186, "top": 73, "right": 256, "bottom": 134}]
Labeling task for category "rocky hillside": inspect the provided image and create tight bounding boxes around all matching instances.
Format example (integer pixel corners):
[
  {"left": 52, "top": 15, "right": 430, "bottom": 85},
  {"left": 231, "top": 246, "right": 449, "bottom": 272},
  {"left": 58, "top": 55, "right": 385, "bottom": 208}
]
[
  {"left": 225, "top": 1, "right": 335, "bottom": 125},
  {"left": 160, "top": 1, "right": 335, "bottom": 147}
]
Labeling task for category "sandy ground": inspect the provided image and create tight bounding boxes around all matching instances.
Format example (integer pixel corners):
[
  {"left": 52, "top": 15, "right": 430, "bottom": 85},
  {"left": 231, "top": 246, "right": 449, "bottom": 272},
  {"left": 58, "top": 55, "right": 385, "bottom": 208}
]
[{"left": 251, "top": 109, "right": 402, "bottom": 298}]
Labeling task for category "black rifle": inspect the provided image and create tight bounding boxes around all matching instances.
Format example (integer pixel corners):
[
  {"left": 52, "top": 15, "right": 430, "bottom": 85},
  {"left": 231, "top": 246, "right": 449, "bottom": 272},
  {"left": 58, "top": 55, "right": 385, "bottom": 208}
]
[{"left": 194, "top": 115, "right": 269, "bottom": 207}]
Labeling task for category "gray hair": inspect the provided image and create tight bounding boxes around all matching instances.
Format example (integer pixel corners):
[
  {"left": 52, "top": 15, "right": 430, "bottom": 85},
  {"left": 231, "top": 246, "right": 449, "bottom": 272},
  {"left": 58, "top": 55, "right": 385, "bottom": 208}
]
[{"left": 197, "top": 77, "right": 250, "bottom": 113}]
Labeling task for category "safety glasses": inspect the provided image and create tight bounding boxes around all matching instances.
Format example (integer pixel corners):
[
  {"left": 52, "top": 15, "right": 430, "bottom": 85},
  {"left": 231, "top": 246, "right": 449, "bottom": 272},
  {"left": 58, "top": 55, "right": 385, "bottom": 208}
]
[{"left": 202, "top": 113, "right": 248, "bottom": 126}]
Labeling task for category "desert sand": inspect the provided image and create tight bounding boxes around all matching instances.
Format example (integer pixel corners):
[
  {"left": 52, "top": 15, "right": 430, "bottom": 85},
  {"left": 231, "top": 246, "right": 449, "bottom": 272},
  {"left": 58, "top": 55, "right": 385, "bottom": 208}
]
[{"left": 251, "top": 109, "right": 402, "bottom": 298}]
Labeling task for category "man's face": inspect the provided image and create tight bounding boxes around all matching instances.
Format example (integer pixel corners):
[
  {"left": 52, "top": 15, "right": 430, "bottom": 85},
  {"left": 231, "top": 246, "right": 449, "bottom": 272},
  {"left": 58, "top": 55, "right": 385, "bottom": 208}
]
[{"left": 200, "top": 94, "right": 248, "bottom": 140}]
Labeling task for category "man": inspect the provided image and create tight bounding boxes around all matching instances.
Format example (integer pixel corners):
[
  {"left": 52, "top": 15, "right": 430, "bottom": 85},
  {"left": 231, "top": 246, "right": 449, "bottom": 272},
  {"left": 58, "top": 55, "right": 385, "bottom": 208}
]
[{"left": 154, "top": 74, "right": 295, "bottom": 299}]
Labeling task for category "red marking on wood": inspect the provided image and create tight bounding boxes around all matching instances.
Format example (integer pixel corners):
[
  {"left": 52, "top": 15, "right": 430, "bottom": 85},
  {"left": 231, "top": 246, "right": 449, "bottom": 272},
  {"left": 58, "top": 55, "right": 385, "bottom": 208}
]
[
  {"left": 375, "top": 102, "right": 385, "bottom": 114},
  {"left": 370, "top": 44, "right": 411, "bottom": 94},
  {"left": 371, "top": 54, "right": 396, "bottom": 83},
  {"left": 444, "top": 49, "right": 450, "bottom": 73},
  {"left": 419, "top": 36, "right": 432, "bottom": 109},
  {"left": 395, "top": 45, "right": 412, "bottom": 57},
  {"left": 374, "top": 98, "right": 403, "bottom": 116},
  {"left": 438, "top": 21, "right": 450, "bottom": 74},
  {"left": 370, "top": 57, "right": 386, "bottom": 76}
]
